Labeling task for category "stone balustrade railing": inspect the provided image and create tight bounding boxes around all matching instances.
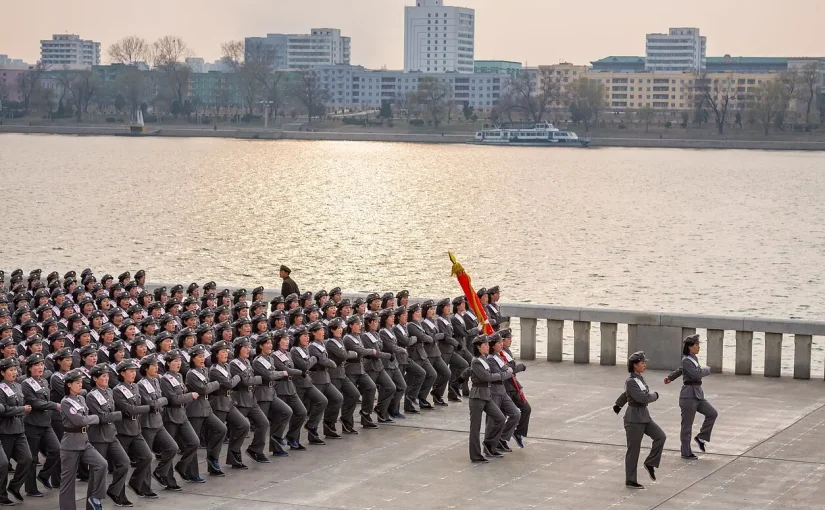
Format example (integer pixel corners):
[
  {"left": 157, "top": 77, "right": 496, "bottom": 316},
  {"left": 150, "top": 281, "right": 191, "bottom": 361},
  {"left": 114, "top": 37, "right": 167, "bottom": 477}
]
[{"left": 500, "top": 303, "right": 825, "bottom": 379}]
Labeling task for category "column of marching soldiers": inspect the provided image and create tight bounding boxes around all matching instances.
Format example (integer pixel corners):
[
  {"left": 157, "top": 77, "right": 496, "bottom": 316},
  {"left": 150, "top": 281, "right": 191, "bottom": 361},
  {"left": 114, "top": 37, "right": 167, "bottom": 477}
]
[{"left": 0, "top": 267, "right": 532, "bottom": 510}]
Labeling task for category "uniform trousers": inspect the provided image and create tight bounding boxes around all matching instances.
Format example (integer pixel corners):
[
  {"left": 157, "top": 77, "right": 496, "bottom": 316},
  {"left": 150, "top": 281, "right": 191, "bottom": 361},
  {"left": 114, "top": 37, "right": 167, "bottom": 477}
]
[
  {"left": 680, "top": 398, "right": 717, "bottom": 456},
  {"left": 141, "top": 426, "right": 178, "bottom": 486},
  {"left": 313, "top": 383, "right": 342, "bottom": 429},
  {"left": 624, "top": 421, "right": 666, "bottom": 484},
  {"left": 413, "top": 358, "right": 437, "bottom": 402},
  {"left": 385, "top": 368, "right": 407, "bottom": 414},
  {"left": 258, "top": 398, "right": 293, "bottom": 444},
  {"left": 490, "top": 393, "right": 521, "bottom": 442},
  {"left": 275, "top": 394, "right": 307, "bottom": 442},
  {"left": 330, "top": 378, "right": 359, "bottom": 428},
  {"left": 164, "top": 421, "right": 199, "bottom": 476},
  {"left": 0, "top": 434, "right": 32, "bottom": 497},
  {"left": 235, "top": 405, "right": 269, "bottom": 455},
  {"left": 59, "top": 443, "right": 107, "bottom": 510},
  {"left": 23, "top": 424, "right": 60, "bottom": 494},
  {"left": 429, "top": 356, "right": 452, "bottom": 399},
  {"left": 296, "top": 387, "right": 327, "bottom": 431},
  {"left": 187, "top": 414, "right": 226, "bottom": 477},
  {"left": 442, "top": 352, "right": 469, "bottom": 398},
  {"left": 401, "top": 362, "right": 426, "bottom": 410},
  {"left": 345, "top": 374, "right": 376, "bottom": 418},
  {"left": 366, "top": 370, "right": 396, "bottom": 417},
  {"left": 213, "top": 408, "right": 250, "bottom": 463},
  {"left": 507, "top": 390, "right": 532, "bottom": 437},
  {"left": 116, "top": 433, "right": 153, "bottom": 494},
  {"left": 468, "top": 398, "right": 504, "bottom": 462},
  {"left": 90, "top": 441, "right": 129, "bottom": 499}
]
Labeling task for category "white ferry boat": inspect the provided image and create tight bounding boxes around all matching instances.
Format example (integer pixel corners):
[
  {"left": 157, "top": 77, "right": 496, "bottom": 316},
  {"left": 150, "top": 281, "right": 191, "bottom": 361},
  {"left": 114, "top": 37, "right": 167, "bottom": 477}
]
[{"left": 473, "top": 121, "right": 590, "bottom": 147}]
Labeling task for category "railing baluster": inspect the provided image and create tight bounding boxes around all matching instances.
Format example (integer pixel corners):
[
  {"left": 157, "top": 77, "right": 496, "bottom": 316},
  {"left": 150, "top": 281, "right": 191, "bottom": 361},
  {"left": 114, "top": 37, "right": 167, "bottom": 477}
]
[
  {"left": 519, "top": 317, "right": 537, "bottom": 361},
  {"left": 573, "top": 321, "right": 590, "bottom": 364},
  {"left": 764, "top": 333, "right": 782, "bottom": 377},
  {"left": 600, "top": 323, "right": 617, "bottom": 366},
  {"left": 735, "top": 331, "right": 753, "bottom": 375},
  {"left": 794, "top": 334, "right": 812, "bottom": 380},
  {"left": 546, "top": 320, "right": 563, "bottom": 362}
]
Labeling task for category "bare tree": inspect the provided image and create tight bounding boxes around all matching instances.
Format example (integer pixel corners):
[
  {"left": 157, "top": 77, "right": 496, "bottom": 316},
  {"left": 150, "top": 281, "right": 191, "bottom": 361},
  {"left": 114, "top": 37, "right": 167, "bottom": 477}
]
[
  {"left": 499, "top": 68, "right": 561, "bottom": 122},
  {"left": 290, "top": 70, "right": 328, "bottom": 124},
  {"left": 567, "top": 77, "right": 604, "bottom": 133},
  {"left": 115, "top": 66, "right": 151, "bottom": 121},
  {"left": 221, "top": 40, "right": 262, "bottom": 114},
  {"left": 56, "top": 69, "right": 100, "bottom": 121},
  {"left": 750, "top": 80, "right": 789, "bottom": 135},
  {"left": 17, "top": 63, "right": 50, "bottom": 114},
  {"left": 799, "top": 62, "right": 822, "bottom": 129},
  {"left": 637, "top": 105, "right": 655, "bottom": 133},
  {"left": 108, "top": 36, "right": 150, "bottom": 65},
  {"left": 409, "top": 76, "right": 450, "bottom": 126},
  {"left": 394, "top": 92, "right": 413, "bottom": 121},
  {"left": 693, "top": 72, "right": 731, "bottom": 134},
  {"left": 153, "top": 36, "right": 192, "bottom": 113}
]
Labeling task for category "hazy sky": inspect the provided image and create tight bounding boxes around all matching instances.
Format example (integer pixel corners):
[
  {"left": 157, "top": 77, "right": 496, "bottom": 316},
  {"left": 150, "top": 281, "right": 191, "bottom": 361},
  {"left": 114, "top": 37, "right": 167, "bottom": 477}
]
[{"left": 3, "top": 0, "right": 824, "bottom": 68}]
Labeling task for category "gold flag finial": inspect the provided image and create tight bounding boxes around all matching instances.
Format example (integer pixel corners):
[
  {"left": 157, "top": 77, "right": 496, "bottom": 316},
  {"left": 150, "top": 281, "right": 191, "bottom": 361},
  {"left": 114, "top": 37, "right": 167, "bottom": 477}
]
[{"left": 448, "top": 252, "right": 464, "bottom": 277}]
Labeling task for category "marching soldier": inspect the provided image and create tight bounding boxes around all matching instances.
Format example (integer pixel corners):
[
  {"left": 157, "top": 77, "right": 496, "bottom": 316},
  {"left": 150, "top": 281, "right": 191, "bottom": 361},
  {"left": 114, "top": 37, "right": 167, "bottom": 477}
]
[
  {"left": 406, "top": 304, "right": 438, "bottom": 409},
  {"left": 290, "top": 326, "right": 328, "bottom": 445},
  {"left": 86, "top": 364, "right": 131, "bottom": 507},
  {"left": 342, "top": 317, "right": 378, "bottom": 429},
  {"left": 306, "top": 322, "right": 343, "bottom": 439},
  {"left": 21, "top": 353, "right": 60, "bottom": 498},
  {"left": 486, "top": 334, "right": 521, "bottom": 453},
  {"left": 58, "top": 369, "right": 108, "bottom": 510},
  {"left": 324, "top": 319, "right": 360, "bottom": 435},
  {"left": 279, "top": 266, "right": 299, "bottom": 297},
  {"left": 378, "top": 309, "right": 407, "bottom": 419},
  {"left": 665, "top": 334, "right": 718, "bottom": 459},
  {"left": 159, "top": 350, "right": 201, "bottom": 483},
  {"left": 466, "top": 335, "right": 509, "bottom": 463},
  {"left": 137, "top": 355, "right": 180, "bottom": 491},
  {"left": 184, "top": 344, "right": 226, "bottom": 479},
  {"left": 499, "top": 329, "right": 530, "bottom": 448},
  {"left": 252, "top": 333, "right": 292, "bottom": 457},
  {"left": 269, "top": 330, "right": 308, "bottom": 450},
  {"left": 620, "top": 351, "right": 666, "bottom": 489},
  {"left": 112, "top": 359, "right": 156, "bottom": 499},
  {"left": 229, "top": 337, "right": 269, "bottom": 464},
  {"left": 360, "top": 312, "right": 395, "bottom": 422},
  {"left": 208, "top": 341, "right": 251, "bottom": 469},
  {"left": 393, "top": 306, "right": 424, "bottom": 415},
  {"left": 436, "top": 299, "right": 469, "bottom": 402},
  {"left": 0, "top": 358, "right": 33, "bottom": 504}
]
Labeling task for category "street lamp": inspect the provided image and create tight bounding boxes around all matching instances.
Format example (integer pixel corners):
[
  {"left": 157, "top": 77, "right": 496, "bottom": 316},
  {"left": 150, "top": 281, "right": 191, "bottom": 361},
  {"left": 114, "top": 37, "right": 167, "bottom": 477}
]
[{"left": 259, "top": 100, "right": 274, "bottom": 128}]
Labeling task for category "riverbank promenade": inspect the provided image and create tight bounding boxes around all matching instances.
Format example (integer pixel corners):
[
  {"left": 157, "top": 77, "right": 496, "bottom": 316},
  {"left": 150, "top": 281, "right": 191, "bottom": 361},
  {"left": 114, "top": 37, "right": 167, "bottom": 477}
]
[{"left": 28, "top": 361, "right": 825, "bottom": 510}]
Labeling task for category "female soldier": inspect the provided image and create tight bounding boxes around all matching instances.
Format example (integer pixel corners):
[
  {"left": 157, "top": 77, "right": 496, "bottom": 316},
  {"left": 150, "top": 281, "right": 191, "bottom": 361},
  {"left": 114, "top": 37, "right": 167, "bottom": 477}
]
[
  {"left": 499, "top": 329, "right": 530, "bottom": 448},
  {"left": 466, "top": 335, "right": 508, "bottom": 463},
  {"left": 306, "top": 322, "right": 343, "bottom": 439},
  {"left": 486, "top": 334, "right": 521, "bottom": 453},
  {"left": 406, "top": 304, "right": 437, "bottom": 410},
  {"left": 420, "top": 300, "right": 450, "bottom": 406},
  {"left": 393, "top": 306, "right": 424, "bottom": 415},
  {"left": 112, "top": 359, "right": 155, "bottom": 499},
  {"left": 159, "top": 350, "right": 200, "bottom": 483},
  {"left": 251, "top": 315, "right": 269, "bottom": 341},
  {"left": 268, "top": 310, "right": 286, "bottom": 332},
  {"left": 184, "top": 344, "right": 226, "bottom": 479},
  {"left": 0, "top": 358, "right": 33, "bottom": 503},
  {"left": 621, "top": 351, "right": 666, "bottom": 489},
  {"left": 342, "top": 316, "right": 378, "bottom": 429},
  {"left": 208, "top": 341, "right": 251, "bottom": 469},
  {"left": 176, "top": 328, "right": 196, "bottom": 376},
  {"left": 360, "top": 312, "right": 395, "bottom": 423},
  {"left": 137, "top": 355, "right": 180, "bottom": 491},
  {"left": 252, "top": 333, "right": 292, "bottom": 456},
  {"left": 324, "top": 318, "right": 360, "bottom": 434},
  {"left": 290, "top": 326, "right": 328, "bottom": 444},
  {"left": 378, "top": 308, "right": 407, "bottom": 419},
  {"left": 664, "top": 334, "right": 717, "bottom": 460},
  {"left": 49, "top": 347, "right": 74, "bottom": 448},
  {"left": 86, "top": 364, "right": 130, "bottom": 507},
  {"left": 436, "top": 298, "right": 468, "bottom": 402},
  {"left": 106, "top": 341, "right": 128, "bottom": 389},
  {"left": 58, "top": 368, "right": 108, "bottom": 510},
  {"left": 269, "top": 330, "right": 308, "bottom": 450},
  {"left": 21, "top": 353, "right": 60, "bottom": 497},
  {"left": 229, "top": 336, "right": 269, "bottom": 464}
]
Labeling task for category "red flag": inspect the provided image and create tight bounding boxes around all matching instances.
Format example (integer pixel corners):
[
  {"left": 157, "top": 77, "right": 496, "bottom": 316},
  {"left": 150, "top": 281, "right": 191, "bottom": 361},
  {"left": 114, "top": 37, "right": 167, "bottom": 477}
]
[{"left": 449, "top": 252, "right": 526, "bottom": 403}]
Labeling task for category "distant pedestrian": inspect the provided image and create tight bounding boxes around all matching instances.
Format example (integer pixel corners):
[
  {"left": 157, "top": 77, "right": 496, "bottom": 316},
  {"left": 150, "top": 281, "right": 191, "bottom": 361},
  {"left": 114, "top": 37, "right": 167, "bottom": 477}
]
[{"left": 280, "top": 266, "right": 300, "bottom": 297}]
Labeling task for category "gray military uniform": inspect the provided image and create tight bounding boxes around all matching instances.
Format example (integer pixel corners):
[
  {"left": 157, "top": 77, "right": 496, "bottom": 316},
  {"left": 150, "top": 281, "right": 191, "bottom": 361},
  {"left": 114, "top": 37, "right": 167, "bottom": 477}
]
[
  {"left": 342, "top": 334, "right": 377, "bottom": 421},
  {"left": 269, "top": 349, "right": 307, "bottom": 442},
  {"left": 393, "top": 323, "right": 425, "bottom": 410},
  {"left": 620, "top": 373, "right": 666, "bottom": 484},
  {"left": 252, "top": 353, "right": 293, "bottom": 450},
  {"left": 324, "top": 337, "right": 360, "bottom": 429},
  {"left": 486, "top": 353, "right": 521, "bottom": 442},
  {"left": 668, "top": 354, "right": 718, "bottom": 457},
  {"left": 137, "top": 376, "right": 178, "bottom": 486},
  {"left": 379, "top": 327, "right": 408, "bottom": 415},
  {"left": 422, "top": 318, "right": 451, "bottom": 400},
  {"left": 290, "top": 346, "right": 327, "bottom": 432},
  {"left": 361, "top": 331, "right": 395, "bottom": 418},
  {"left": 185, "top": 365, "right": 226, "bottom": 476},
  {"left": 307, "top": 340, "right": 343, "bottom": 431},
  {"left": 112, "top": 381, "right": 154, "bottom": 494},
  {"left": 86, "top": 386, "right": 128, "bottom": 499},
  {"left": 159, "top": 371, "right": 199, "bottom": 477},
  {"left": 406, "top": 322, "right": 437, "bottom": 402},
  {"left": 209, "top": 362, "right": 250, "bottom": 464},
  {"left": 0, "top": 380, "right": 33, "bottom": 501},
  {"left": 467, "top": 356, "right": 507, "bottom": 461},
  {"left": 21, "top": 375, "right": 60, "bottom": 494},
  {"left": 58, "top": 394, "right": 108, "bottom": 510},
  {"left": 229, "top": 357, "right": 268, "bottom": 454}
]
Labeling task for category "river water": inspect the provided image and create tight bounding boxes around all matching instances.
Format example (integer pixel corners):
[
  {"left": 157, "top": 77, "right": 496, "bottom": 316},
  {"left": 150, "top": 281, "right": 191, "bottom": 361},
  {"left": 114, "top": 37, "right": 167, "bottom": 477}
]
[{"left": 2, "top": 134, "right": 824, "bottom": 374}]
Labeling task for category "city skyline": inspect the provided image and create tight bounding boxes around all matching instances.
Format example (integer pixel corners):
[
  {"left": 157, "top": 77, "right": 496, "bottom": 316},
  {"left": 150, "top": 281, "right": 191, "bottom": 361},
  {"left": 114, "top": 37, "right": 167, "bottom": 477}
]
[{"left": 2, "top": 0, "right": 824, "bottom": 69}]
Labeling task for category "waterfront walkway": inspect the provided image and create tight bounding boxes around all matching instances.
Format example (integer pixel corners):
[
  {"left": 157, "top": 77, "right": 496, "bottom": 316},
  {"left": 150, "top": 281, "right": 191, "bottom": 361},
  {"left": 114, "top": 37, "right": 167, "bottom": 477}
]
[{"left": 25, "top": 361, "right": 825, "bottom": 510}]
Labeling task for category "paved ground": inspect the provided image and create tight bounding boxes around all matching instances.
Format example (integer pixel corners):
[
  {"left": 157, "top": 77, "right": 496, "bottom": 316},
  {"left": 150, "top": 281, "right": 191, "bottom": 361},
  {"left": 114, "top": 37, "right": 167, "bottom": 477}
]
[{"left": 21, "top": 362, "right": 825, "bottom": 510}]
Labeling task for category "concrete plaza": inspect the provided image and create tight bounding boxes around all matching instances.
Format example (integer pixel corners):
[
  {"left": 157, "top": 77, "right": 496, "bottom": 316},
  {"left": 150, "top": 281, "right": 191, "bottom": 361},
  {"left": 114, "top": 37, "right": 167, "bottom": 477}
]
[{"left": 25, "top": 361, "right": 825, "bottom": 509}]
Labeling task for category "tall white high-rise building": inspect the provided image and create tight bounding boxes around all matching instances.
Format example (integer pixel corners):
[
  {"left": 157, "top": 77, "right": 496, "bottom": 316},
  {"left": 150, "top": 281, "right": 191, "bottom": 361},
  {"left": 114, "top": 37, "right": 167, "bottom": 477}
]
[
  {"left": 245, "top": 28, "right": 351, "bottom": 69},
  {"left": 404, "top": 0, "right": 475, "bottom": 73},
  {"left": 645, "top": 27, "right": 706, "bottom": 72},
  {"left": 40, "top": 34, "right": 101, "bottom": 68}
]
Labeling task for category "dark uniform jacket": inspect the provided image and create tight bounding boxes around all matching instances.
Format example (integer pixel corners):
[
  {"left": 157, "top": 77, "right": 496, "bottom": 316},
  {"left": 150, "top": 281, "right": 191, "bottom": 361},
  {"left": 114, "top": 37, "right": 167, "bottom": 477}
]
[
  {"left": 185, "top": 366, "right": 220, "bottom": 418},
  {"left": 307, "top": 341, "right": 336, "bottom": 385},
  {"left": 421, "top": 319, "right": 443, "bottom": 358},
  {"left": 0, "top": 380, "right": 27, "bottom": 433},
  {"left": 325, "top": 337, "right": 356, "bottom": 380},
  {"left": 113, "top": 382, "right": 151, "bottom": 437},
  {"left": 208, "top": 363, "right": 241, "bottom": 413},
  {"left": 86, "top": 386, "right": 123, "bottom": 443},
  {"left": 360, "top": 331, "right": 391, "bottom": 372},
  {"left": 392, "top": 324, "right": 413, "bottom": 365},
  {"left": 160, "top": 371, "right": 194, "bottom": 424},
  {"left": 468, "top": 356, "right": 508, "bottom": 401},
  {"left": 342, "top": 334, "right": 372, "bottom": 376},
  {"left": 622, "top": 373, "right": 658, "bottom": 424},
  {"left": 229, "top": 357, "right": 262, "bottom": 408},
  {"left": 406, "top": 322, "right": 432, "bottom": 361},
  {"left": 137, "top": 377, "right": 168, "bottom": 429},
  {"left": 253, "top": 354, "right": 286, "bottom": 402},
  {"left": 289, "top": 346, "right": 316, "bottom": 389},
  {"left": 280, "top": 277, "right": 299, "bottom": 297},
  {"left": 437, "top": 315, "right": 461, "bottom": 356},
  {"left": 451, "top": 313, "right": 479, "bottom": 345},
  {"left": 60, "top": 395, "right": 99, "bottom": 450},
  {"left": 22, "top": 375, "right": 56, "bottom": 427},
  {"left": 379, "top": 328, "right": 403, "bottom": 369},
  {"left": 270, "top": 349, "right": 302, "bottom": 395}
]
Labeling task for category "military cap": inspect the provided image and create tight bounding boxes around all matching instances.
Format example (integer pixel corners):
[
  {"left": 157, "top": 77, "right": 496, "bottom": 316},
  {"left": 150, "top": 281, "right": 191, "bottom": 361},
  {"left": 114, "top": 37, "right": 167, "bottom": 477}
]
[
  {"left": 279, "top": 265, "right": 291, "bottom": 274},
  {"left": 24, "top": 352, "right": 45, "bottom": 366},
  {"left": 271, "top": 328, "right": 289, "bottom": 339},
  {"left": 628, "top": 351, "right": 647, "bottom": 363},
  {"left": 100, "top": 322, "right": 117, "bottom": 334},
  {"left": 292, "top": 325, "right": 308, "bottom": 336},
  {"left": 189, "top": 344, "right": 208, "bottom": 358},
  {"left": 270, "top": 295, "right": 285, "bottom": 305},
  {"left": 118, "top": 271, "right": 130, "bottom": 281},
  {"left": 366, "top": 292, "right": 380, "bottom": 302},
  {"left": 287, "top": 307, "right": 303, "bottom": 317},
  {"left": 88, "top": 309, "right": 105, "bottom": 320},
  {"left": 126, "top": 305, "right": 143, "bottom": 316},
  {"left": 683, "top": 334, "right": 700, "bottom": 345},
  {"left": 328, "top": 317, "right": 345, "bottom": 330},
  {"left": 170, "top": 284, "right": 184, "bottom": 294},
  {"left": 107, "top": 308, "right": 123, "bottom": 320},
  {"left": 34, "top": 288, "right": 50, "bottom": 299},
  {"left": 499, "top": 328, "right": 512, "bottom": 339},
  {"left": 436, "top": 297, "right": 450, "bottom": 309},
  {"left": 270, "top": 310, "right": 286, "bottom": 320},
  {"left": 42, "top": 317, "right": 58, "bottom": 329},
  {"left": 116, "top": 359, "right": 139, "bottom": 373},
  {"left": 304, "top": 304, "right": 319, "bottom": 314},
  {"left": 452, "top": 296, "right": 466, "bottom": 306},
  {"left": 0, "top": 295, "right": 6, "bottom": 304},
  {"left": 378, "top": 308, "right": 394, "bottom": 319},
  {"left": 313, "top": 290, "right": 327, "bottom": 301},
  {"left": 345, "top": 315, "right": 361, "bottom": 326},
  {"left": 363, "top": 311, "right": 379, "bottom": 321},
  {"left": 393, "top": 306, "right": 407, "bottom": 317},
  {"left": 232, "top": 288, "right": 247, "bottom": 298},
  {"left": 11, "top": 269, "right": 24, "bottom": 278},
  {"left": 164, "top": 349, "right": 182, "bottom": 362},
  {"left": 215, "top": 305, "right": 230, "bottom": 317},
  {"left": 124, "top": 281, "right": 138, "bottom": 291},
  {"left": 214, "top": 321, "right": 232, "bottom": 334},
  {"left": 177, "top": 327, "right": 196, "bottom": 340},
  {"left": 21, "top": 318, "right": 39, "bottom": 330},
  {"left": 476, "top": 288, "right": 488, "bottom": 298},
  {"left": 0, "top": 309, "right": 8, "bottom": 318},
  {"left": 89, "top": 363, "right": 110, "bottom": 378},
  {"left": 63, "top": 368, "right": 84, "bottom": 383},
  {"left": 139, "top": 316, "right": 157, "bottom": 328},
  {"left": 233, "top": 301, "right": 249, "bottom": 311},
  {"left": 82, "top": 275, "right": 96, "bottom": 286},
  {"left": 210, "top": 341, "right": 230, "bottom": 354},
  {"left": 233, "top": 317, "right": 252, "bottom": 327},
  {"left": 487, "top": 333, "right": 502, "bottom": 344},
  {"left": 139, "top": 354, "right": 159, "bottom": 367},
  {"left": 101, "top": 274, "right": 113, "bottom": 283},
  {"left": 25, "top": 334, "right": 44, "bottom": 346},
  {"left": 108, "top": 340, "right": 127, "bottom": 353},
  {"left": 186, "top": 282, "right": 199, "bottom": 294},
  {"left": 252, "top": 286, "right": 264, "bottom": 295},
  {"left": 250, "top": 300, "right": 266, "bottom": 312},
  {"left": 80, "top": 268, "right": 93, "bottom": 278},
  {"left": 300, "top": 291, "right": 312, "bottom": 301},
  {"left": 77, "top": 325, "right": 92, "bottom": 336},
  {"left": 396, "top": 290, "right": 410, "bottom": 300},
  {"left": 155, "top": 331, "right": 174, "bottom": 345},
  {"left": 164, "top": 298, "right": 181, "bottom": 310},
  {"left": 216, "top": 289, "right": 230, "bottom": 298},
  {"left": 285, "top": 293, "right": 298, "bottom": 303},
  {"left": 487, "top": 286, "right": 500, "bottom": 295},
  {"left": 472, "top": 334, "right": 488, "bottom": 345},
  {"left": 337, "top": 298, "right": 352, "bottom": 308},
  {"left": 251, "top": 314, "right": 267, "bottom": 325},
  {"left": 135, "top": 270, "right": 145, "bottom": 280},
  {"left": 198, "top": 308, "right": 214, "bottom": 318},
  {"left": 157, "top": 314, "right": 175, "bottom": 328},
  {"left": 330, "top": 287, "right": 342, "bottom": 297},
  {"left": 153, "top": 286, "right": 167, "bottom": 297},
  {"left": 182, "top": 297, "right": 197, "bottom": 309},
  {"left": 353, "top": 297, "right": 365, "bottom": 307},
  {"left": 307, "top": 321, "right": 325, "bottom": 333},
  {"left": 0, "top": 337, "right": 14, "bottom": 349},
  {"left": 119, "top": 319, "right": 136, "bottom": 332},
  {"left": 180, "top": 310, "right": 197, "bottom": 322},
  {"left": 79, "top": 344, "right": 98, "bottom": 357},
  {"left": 53, "top": 347, "right": 73, "bottom": 360},
  {"left": 203, "top": 281, "right": 217, "bottom": 291},
  {"left": 47, "top": 270, "right": 60, "bottom": 281},
  {"left": 109, "top": 282, "right": 123, "bottom": 292},
  {"left": 421, "top": 299, "right": 435, "bottom": 309},
  {"left": 48, "top": 330, "right": 68, "bottom": 342},
  {"left": 233, "top": 336, "right": 251, "bottom": 349},
  {"left": 254, "top": 332, "right": 272, "bottom": 345},
  {"left": 129, "top": 335, "right": 147, "bottom": 347},
  {"left": 407, "top": 303, "right": 421, "bottom": 314},
  {"left": 50, "top": 287, "right": 66, "bottom": 298},
  {"left": 321, "top": 301, "right": 337, "bottom": 312},
  {"left": 13, "top": 306, "right": 30, "bottom": 318}
]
